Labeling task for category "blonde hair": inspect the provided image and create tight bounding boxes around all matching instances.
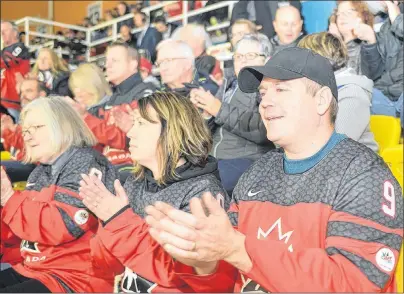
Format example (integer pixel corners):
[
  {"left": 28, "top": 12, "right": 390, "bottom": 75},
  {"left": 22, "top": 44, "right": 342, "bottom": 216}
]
[
  {"left": 298, "top": 32, "right": 348, "bottom": 71},
  {"left": 69, "top": 63, "right": 112, "bottom": 105},
  {"left": 31, "top": 48, "right": 69, "bottom": 77},
  {"left": 20, "top": 97, "right": 97, "bottom": 163},
  {"left": 133, "top": 92, "right": 212, "bottom": 185}
]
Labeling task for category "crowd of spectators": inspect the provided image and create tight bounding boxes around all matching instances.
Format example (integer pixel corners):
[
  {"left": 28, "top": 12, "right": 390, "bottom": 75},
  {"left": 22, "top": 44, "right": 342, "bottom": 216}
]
[{"left": 0, "top": 0, "right": 403, "bottom": 293}]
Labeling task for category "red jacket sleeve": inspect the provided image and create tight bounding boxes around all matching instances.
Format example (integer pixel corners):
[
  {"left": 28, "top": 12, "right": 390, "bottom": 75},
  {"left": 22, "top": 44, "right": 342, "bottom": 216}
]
[
  {"left": 84, "top": 113, "right": 127, "bottom": 150},
  {"left": 1, "top": 186, "right": 98, "bottom": 246},
  {"left": 0, "top": 206, "right": 23, "bottom": 264},
  {"left": 2, "top": 126, "right": 25, "bottom": 160},
  {"left": 95, "top": 207, "right": 236, "bottom": 292}
]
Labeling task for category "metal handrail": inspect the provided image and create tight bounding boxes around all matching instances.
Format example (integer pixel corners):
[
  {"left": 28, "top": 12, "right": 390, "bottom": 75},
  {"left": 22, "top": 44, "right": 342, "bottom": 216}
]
[{"left": 14, "top": 0, "right": 235, "bottom": 63}]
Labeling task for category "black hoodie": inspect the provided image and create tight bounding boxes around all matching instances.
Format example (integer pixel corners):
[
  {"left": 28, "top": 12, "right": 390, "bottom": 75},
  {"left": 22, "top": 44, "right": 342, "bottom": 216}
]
[{"left": 119, "top": 156, "right": 229, "bottom": 219}]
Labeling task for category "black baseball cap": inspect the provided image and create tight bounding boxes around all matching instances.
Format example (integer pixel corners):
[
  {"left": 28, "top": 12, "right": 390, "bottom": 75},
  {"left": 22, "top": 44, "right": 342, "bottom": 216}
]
[{"left": 238, "top": 47, "right": 338, "bottom": 100}]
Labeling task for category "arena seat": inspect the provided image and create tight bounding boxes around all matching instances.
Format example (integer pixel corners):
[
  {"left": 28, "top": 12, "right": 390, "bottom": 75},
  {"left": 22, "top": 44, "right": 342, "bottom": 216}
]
[
  {"left": 380, "top": 144, "right": 403, "bottom": 292},
  {"left": 381, "top": 144, "right": 404, "bottom": 189},
  {"left": 370, "top": 115, "right": 401, "bottom": 153},
  {"left": 1, "top": 151, "right": 11, "bottom": 161}
]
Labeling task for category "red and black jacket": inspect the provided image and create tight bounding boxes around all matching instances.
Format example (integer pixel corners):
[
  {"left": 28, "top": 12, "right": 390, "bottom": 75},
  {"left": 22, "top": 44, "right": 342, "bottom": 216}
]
[
  {"left": 1, "top": 42, "right": 30, "bottom": 110},
  {"left": 0, "top": 147, "right": 119, "bottom": 292},
  {"left": 91, "top": 156, "right": 237, "bottom": 292},
  {"left": 85, "top": 73, "right": 156, "bottom": 165},
  {"left": 175, "top": 139, "right": 403, "bottom": 292}
]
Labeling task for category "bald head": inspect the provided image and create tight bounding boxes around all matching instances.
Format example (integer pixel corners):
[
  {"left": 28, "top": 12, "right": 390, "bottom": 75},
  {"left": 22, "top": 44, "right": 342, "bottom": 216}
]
[
  {"left": 1, "top": 21, "right": 19, "bottom": 47},
  {"left": 273, "top": 5, "right": 303, "bottom": 45}
]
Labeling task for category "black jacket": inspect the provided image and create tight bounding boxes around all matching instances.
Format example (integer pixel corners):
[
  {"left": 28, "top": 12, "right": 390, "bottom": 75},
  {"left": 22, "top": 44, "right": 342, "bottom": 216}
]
[
  {"left": 51, "top": 71, "right": 73, "bottom": 97},
  {"left": 137, "top": 26, "right": 163, "bottom": 63},
  {"left": 121, "top": 156, "right": 230, "bottom": 218},
  {"left": 212, "top": 76, "right": 275, "bottom": 160},
  {"left": 88, "top": 73, "right": 157, "bottom": 118},
  {"left": 361, "top": 5, "right": 404, "bottom": 101}
]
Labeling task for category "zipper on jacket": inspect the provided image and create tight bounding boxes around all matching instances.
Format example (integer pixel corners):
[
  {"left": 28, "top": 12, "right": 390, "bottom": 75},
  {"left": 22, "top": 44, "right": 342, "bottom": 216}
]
[{"left": 212, "top": 78, "right": 228, "bottom": 158}]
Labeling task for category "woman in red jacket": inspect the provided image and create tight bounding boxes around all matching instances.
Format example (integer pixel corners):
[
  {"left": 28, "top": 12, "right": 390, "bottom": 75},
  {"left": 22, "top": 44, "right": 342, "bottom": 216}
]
[
  {"left": 0, "top": 97, "right": 119, "bottom": 293},
  {"left": 79, "top": 92, "right": 235, "bottom": 293}
]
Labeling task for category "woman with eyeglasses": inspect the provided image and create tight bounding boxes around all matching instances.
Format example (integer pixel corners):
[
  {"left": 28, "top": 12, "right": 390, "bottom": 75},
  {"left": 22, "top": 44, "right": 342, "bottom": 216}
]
[
  {"left": 0, "top": 97, "right": 119, "bottom": 293},
  {"left": 328, "top": 1, "right": 374, "bottom": 75},
  {"left": 79, "top": 92, "right": 232, "bottom": 293},
  {"left": 189, "top": 34, "right": 275, "bottom": 195}
]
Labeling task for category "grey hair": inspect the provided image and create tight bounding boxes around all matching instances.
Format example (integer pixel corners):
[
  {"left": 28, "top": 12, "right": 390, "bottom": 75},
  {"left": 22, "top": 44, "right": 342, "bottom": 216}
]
[
  {"left": 172, "top": 24, "right": 212, "bottom": 50},
  {"left": 234, "top": 34, "right": 273, "bottom": 58},
  {"left": 20, "top": 97, "right": 97, "bottom": 163},
  {"left": 157, "top": 39, "right": 195, "bottom": 67}
]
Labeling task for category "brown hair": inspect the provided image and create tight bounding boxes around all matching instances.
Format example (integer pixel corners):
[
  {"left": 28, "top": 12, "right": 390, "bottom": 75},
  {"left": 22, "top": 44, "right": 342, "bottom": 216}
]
[
  {"left": 132, "top": 92, "right": 212, "bottom": 185},
  {"left": 330, "top": 1, "right": 374, "bottom": 27},
  {"left": 230, "top": 19, "right": 258, "bottom": 36}
]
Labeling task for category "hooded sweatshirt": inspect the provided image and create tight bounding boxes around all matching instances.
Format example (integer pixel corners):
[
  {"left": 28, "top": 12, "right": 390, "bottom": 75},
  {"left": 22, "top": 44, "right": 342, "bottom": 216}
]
[
  {"left": 89, "top": 156, "right": 235, "bottom": 293},
  {"left": 335, "top": 67, "right": 379, "bottom": 153}
]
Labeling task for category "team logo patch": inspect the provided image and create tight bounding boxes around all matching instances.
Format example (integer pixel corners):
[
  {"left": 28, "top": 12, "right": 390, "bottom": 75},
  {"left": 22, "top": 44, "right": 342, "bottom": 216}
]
[
  {"left": 74, "top": 209, "right": 89, "bottom": 225},
  {"left": 376, "top": 248, "right": 395, "bottom": 272}
]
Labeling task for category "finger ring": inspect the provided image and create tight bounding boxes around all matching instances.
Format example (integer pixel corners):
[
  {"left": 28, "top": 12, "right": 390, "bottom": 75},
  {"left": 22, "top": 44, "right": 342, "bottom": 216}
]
[{"left": 192, "top": 242, "right": 197, "bottom": 251}]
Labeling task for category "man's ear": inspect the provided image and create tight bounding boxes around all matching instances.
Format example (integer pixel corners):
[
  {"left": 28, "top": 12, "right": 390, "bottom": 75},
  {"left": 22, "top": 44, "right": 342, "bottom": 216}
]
[
  {"left": 314, "top": 87, "right": 333, "bottom": 116},
  {"left": 39, "top": 90, "right": 47, "bottom": 98}
]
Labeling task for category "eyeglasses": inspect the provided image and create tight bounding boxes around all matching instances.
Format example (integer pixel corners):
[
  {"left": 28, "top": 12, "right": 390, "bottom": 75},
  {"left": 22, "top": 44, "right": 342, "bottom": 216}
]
[
  {"left": 336, "top": 9, "right": 358, "bottom": 17},
  {"left": 155, "top": 58, "right": 187, "bottom": 68},
  {"left": 21, "top": 124, "right": 45, "bottom": 137},
  {"left": 233, "top": 52, "right": 266, "bottom": 61}
]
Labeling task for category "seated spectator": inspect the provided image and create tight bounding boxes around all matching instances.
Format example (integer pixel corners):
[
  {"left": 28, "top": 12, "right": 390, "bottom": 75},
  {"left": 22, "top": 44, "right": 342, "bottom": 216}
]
[
  {"left": 79, "top": 92, "right": 230, "bottom": 293},
  {"left": 133, "top": 11, "right": 162, "bottom": 63},
  {"left": 222, "top": 19, "right": 259, "bottom": 85},
  {"left": 153, "top": 14, "right": 179, "bottom": 40},
  {"left": 2, "top": 78, "right": 48, "bottom": 162},
  {"left": 119, "top": 24, "right": 137, "bottom": 48},
  {"left": 229, "top": 19, "right": 258, "bottom": 48},
  {"left": 66, "top": 42, "right": 156, "bottom": 173},
  {"left": 145, "top": 47, "right": 403, "bottom": 293},
  {"left": 31, "top": 48, "right": 73, "bottom": 97},
  {"left": 0, "top": 78, "right": 48, "bottom": 185},
  {"left": 68, "top": 63, "right": 112, "bottom": 112},
  {"left": 189, "top": 35, "right": 275, "bottom": 194},
  {"left": 139, "top": 57, "right": 160, "bottom": 87},
  {"left": 231, "top": 0, "right": 302, "bottom": 40},
  {"left": 173, "top": 24, "right": 222, "bottom": 80},
  {"left": 270, "top": 5, "right": 305, "bottom": 55},
  {"left": 117, "top": 1, "right": 134, "bottom": 32},
  {"left": 1, "top": 21, "right": 30, "bottom": 121},
  {"left": 0, "top": 97, "right": 119, "bottom": 292},
  {"left": 298, "top": 32, "right": 378, "bottom": 153},
  {"left": 156, "top": 39, "right": 218, "bottom": 96},
  {"left": 329, "top": 1, "right": 374, "bottom": 75},
  {"left": 356, "top": 1, "right": 403, "bottom": 117}
]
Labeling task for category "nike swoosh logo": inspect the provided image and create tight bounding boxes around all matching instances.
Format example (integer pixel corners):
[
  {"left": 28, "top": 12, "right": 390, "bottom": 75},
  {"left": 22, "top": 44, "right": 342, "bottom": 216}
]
[
  {"left": 247, "top": 190, "right": 262, "bottom": 197},
  {"left": 105, "top": 105, "right": 113, "bottom": 110},
  {"left": 26, "top": 182, "right": 35, "bottom": 187}
]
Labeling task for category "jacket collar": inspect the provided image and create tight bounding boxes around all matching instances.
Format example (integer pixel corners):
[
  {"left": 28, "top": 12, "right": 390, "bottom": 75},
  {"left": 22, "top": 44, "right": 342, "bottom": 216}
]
[{"left": 114, "top": 72, "right": 143, "bottom": 95}]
